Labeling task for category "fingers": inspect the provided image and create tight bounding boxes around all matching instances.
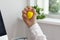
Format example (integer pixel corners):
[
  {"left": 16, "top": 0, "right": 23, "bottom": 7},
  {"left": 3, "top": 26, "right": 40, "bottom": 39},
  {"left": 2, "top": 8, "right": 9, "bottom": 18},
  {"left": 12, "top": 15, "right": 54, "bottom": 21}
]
[
  {"left": 22, "top": 7, "right": 37, "bottom": 27},
  {"left": 22, "top": 7, "right": 29, "bottom": 14},
  {"left": 27, "top": 6, "right": 37, "bottom": 17},
  {"left": 27, "top": 6, "right": 33, "bottom": 11},
  {"left": 22, "top": 13, "right": 30, "bottom": 25},
  {"left": 22, "top": 7, "right": 34, "bottom": 18},
  {"left": 22, "top": 13, "right": 28, "bottom": 20},
  {"left": 24, "top": 8, "right": 28, "bottom": 12},
  {"left": 22, "top": 6, "right": 34, "bottom": 14},
  {"left": 22, "top": 6, "right": 37, "bottom": 20},
  {"left": 22, "top": 10, "right": 27, "bottom": 14},
  {"left": 28, "top": 7, "right": 37, "bottom": 16}
]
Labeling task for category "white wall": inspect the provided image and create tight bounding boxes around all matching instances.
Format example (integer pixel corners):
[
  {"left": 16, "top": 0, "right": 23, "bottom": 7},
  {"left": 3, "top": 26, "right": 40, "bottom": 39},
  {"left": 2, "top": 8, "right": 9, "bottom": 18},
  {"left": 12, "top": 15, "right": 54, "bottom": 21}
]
[
  {"left": 38, "top": 23, "right": 60, "bottom": 40},
  {"left": 0, "top": 0, "right": 27, "bottom": 40}
]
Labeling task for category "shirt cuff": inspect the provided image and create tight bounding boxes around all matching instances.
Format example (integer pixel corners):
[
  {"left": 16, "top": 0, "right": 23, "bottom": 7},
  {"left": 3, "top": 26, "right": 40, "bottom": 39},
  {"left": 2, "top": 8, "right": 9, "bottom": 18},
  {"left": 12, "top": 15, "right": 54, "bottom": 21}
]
[{"left": 29, "top": 23, "right": 44, "bottom": 36}]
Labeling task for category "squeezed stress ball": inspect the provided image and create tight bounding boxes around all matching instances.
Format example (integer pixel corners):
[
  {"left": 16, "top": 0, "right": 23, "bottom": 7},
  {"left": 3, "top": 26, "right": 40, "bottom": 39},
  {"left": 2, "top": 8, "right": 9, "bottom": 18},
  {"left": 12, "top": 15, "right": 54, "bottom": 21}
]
[{"left": 27, "top": 11, "right": 34, "bottom": 19}]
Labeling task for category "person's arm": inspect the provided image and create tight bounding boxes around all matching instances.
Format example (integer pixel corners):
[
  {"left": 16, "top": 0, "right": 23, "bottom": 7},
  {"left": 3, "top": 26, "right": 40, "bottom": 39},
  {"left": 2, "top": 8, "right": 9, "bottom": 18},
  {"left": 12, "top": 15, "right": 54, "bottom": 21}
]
[
  {"left": 29, "top": 23, "right": 47, "bottom": 40},
  {"left": 22, "top": 6, "right": 47, "bottom": 40}
]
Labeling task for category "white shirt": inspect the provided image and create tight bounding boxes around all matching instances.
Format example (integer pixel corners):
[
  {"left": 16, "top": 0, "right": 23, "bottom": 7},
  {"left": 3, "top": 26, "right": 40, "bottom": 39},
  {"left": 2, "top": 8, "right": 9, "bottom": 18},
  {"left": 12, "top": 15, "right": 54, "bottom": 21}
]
[{"left": 28, "top": 23, "right": 47, "bottom": 40}]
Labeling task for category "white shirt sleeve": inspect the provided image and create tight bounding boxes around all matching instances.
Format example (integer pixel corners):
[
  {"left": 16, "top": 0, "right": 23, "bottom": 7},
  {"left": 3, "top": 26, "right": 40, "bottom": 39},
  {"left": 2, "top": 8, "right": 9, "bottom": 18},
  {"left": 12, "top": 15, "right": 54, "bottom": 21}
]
[{"left": 29, "top": 23, "right": 47, "bottom": 40}]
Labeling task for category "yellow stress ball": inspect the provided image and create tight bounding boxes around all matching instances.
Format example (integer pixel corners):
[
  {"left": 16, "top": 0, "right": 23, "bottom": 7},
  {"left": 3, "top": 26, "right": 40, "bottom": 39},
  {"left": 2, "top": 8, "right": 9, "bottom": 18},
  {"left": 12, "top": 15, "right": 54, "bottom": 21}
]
[{"left": 27, "top": 11, "right": 34, "bottom": 19}]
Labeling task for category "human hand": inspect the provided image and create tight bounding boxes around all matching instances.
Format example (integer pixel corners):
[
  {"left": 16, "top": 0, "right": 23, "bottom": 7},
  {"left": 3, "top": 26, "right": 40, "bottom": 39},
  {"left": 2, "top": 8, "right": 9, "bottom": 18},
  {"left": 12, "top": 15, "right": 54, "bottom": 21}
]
[{"left": 22, "top": 7, "right": 37, "bottom": 27}]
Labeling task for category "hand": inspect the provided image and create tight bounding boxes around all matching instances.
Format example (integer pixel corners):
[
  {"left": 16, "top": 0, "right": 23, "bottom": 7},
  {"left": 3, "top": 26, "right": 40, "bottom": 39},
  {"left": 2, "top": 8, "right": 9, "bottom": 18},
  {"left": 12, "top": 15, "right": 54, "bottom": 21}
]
[{"left": 22, "top": 7, "right": 37, "bottom": 28}]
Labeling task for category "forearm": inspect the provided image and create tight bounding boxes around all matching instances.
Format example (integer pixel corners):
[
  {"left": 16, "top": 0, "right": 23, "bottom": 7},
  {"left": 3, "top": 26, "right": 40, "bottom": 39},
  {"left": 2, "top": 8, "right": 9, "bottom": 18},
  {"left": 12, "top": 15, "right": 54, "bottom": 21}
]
[{"left": 29, "top": 23, "right": 47, "bottom": 40}]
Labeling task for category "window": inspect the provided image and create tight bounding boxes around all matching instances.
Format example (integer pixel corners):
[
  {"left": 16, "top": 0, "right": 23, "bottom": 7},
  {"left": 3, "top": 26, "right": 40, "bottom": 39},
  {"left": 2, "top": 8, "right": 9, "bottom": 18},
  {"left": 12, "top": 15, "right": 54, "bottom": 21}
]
[
  {"left": 28, "top": 0, "right": 60, "bottom": 19},
  {"left": 37, "top": 0, "right": 49, "bottom": 14},
  {"left": 37, "top": 0, "right": 60, "bottom": 19},
  {"left": 49, "top": 0, "right": 60, "bottom": 14}
]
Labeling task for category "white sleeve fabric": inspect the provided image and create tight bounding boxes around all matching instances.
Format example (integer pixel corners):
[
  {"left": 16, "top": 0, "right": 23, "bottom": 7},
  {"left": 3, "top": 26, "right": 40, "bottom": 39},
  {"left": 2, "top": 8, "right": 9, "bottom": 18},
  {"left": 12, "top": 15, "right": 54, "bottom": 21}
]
[{"left": 29, "top": 23, "right": 47, "bottom": 40}]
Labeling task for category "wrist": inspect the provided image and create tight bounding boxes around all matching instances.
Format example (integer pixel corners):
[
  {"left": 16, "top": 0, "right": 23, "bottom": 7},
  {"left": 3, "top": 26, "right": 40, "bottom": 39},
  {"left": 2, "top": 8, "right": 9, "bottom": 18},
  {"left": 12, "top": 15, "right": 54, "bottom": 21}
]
[{"left": 28, "top": 22, "right": 36, "bottom": 28}]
